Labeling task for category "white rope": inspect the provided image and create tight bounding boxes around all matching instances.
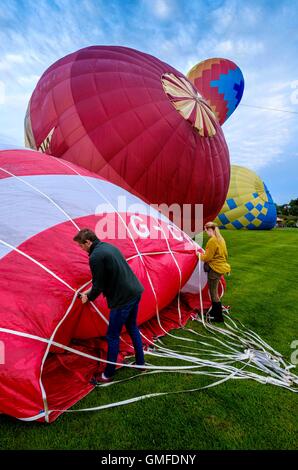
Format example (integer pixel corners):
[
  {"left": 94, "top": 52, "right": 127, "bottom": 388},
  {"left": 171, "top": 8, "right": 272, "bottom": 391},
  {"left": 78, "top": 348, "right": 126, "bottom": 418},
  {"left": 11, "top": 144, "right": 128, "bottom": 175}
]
[
  {"left": 2, "top": 232, "right": 297, "bottom": 423},
  {"left": 46, "top": 155, "right": 202, "bottom": 353},
  {"left": 126, "top": 251, "right": 181, "bottom": 261},
  {"left": 0, "top": 239, "right": 75, "bottom": 291},
  {"left": 2, "top": 158, "right": 297, "bottom": 422},
  {"left": 9, "top": 293, "right": 298, "bottom": 422},
  {"left": 45, "top": 157, "right": 167, "bottom": 344},
  {"left": 19, "top": 362, "right": 248, "bottom": 421},
  {"left": 0, "top": 325, "right": 211, "bottom": 374},
  {"left": 0, "top": 158, "right": 202, "bottom": 421},
  {"left": 0, "top": 162, "right": 178, "bottom": 396}
]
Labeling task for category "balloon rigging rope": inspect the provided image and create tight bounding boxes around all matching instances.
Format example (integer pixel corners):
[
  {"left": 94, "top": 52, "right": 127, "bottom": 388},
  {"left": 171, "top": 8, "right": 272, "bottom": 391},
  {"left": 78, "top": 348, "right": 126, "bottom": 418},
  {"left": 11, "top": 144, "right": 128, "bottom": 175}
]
[
  {"left": 11, "top": 248, "right": 298, "bottom": 422},
  {"left": 0, "top": 161, "right": 190, "bottom": 418},
  {"left": 45, "top": 155, "right": 197, "bottom": 346},
  {"left": 0, "top": 162, "right": 217, "bottom": 414},
  {"left": 0, "top": 162, "right": 297, "bottom": 422},
  {"left": 0, "top": 159, "right": 199, "bottom": 421}
]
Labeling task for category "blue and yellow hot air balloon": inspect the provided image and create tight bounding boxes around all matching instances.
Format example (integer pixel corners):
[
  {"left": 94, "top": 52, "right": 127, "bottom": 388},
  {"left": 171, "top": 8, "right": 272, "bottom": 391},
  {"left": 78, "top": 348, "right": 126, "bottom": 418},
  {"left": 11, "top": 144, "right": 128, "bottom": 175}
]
[{"left": 214, "top": 165, "right": 277, "bottom": 230}]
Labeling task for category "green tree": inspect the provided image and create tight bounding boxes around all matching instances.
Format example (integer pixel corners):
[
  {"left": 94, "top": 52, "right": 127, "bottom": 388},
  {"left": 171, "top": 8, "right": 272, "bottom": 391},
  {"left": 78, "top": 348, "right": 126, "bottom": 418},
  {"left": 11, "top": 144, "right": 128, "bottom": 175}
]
[
  {"left": 281, "top": 204, "right": 289, "bottom": 215},
  {"left": 288, "top": 199, "right": 298, "bottom": 216}
]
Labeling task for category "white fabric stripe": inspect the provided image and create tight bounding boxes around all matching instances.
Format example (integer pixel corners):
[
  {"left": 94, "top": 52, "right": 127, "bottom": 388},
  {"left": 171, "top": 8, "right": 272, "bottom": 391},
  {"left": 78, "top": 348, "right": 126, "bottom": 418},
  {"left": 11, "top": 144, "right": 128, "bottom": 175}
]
[
  {"left": 181, "top": 254, "right": 208, "bottom": 294},
  {"left": 0, "top": 173, "right": 169, "bottom": 260},
  {"left": 0, "top": 166, "right": 80, "bottom": 231}
]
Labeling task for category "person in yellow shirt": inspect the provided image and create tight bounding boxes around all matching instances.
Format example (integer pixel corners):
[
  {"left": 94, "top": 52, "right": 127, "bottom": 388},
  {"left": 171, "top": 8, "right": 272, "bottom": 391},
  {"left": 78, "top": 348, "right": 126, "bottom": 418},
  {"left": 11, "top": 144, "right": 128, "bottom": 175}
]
[{"left": 198, "top": 222, "right": 230, "bottom": 322}]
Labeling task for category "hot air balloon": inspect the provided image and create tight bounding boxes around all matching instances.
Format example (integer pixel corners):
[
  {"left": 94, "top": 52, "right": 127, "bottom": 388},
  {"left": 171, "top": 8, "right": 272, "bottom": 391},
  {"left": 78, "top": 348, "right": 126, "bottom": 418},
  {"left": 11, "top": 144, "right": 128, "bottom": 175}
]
[
  {"left": 24, "top": 46, "right": 231, "bottom": 233},
  {"left": 187, "top": 58, "right": 244, "bottom": 125},
  {"left": 0, "top": 149, "right": 221, "bottom": 423},
  {"left": 214, "top": 165, "right": 277, "bottom": 229}
]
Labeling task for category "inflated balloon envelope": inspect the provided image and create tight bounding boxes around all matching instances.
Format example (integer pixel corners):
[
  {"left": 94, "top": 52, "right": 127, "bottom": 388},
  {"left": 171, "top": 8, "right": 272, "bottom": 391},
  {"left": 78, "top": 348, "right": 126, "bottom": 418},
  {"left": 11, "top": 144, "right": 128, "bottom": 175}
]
[
  {"left": 24, "top": 46, "right": 244, "bottom": 232},
  {"left": 0, "top": 149, "right": 220, "bottom": 423},
  {"left": 214, "top": 165, "right": 277, "bottom": 230},
  {"left": 187, "top": 57, "right": 244, "bottom": 125}
]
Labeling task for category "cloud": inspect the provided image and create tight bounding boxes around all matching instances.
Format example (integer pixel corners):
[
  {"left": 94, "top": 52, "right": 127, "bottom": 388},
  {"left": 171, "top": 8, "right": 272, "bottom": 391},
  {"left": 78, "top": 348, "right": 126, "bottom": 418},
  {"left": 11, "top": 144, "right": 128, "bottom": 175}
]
[
  {"left": 212, "top": 39, "right": 265, "bottom": 56},
  {"left": 0, "top": 53, "right": 25, "bottom": 70},
  {"left": 17, "top": 75, "right": 40, "bottom": 86},
  {"left": 210, "top": 0, "right": 236, "bottom": 31},
  {"left": 5, "top": 53, "right": 25, "bottom": 64},
  {"left": 224, "top": 81, "right": 295, "bottom": 171},
  {"left": 146, "top": 0, "right": 173, "bottom": 19},
  {"left": 0, "top": 132, "right": 24, "bottom": 149}
]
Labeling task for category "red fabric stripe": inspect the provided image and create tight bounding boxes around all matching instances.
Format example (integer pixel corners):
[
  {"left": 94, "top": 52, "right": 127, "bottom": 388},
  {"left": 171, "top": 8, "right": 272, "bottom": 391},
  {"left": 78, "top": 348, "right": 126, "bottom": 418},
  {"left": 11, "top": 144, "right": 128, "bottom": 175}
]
[
  {"left": 0, "top": 211, "right": 205, "bottom": 421},
  {"left": 0, "top": 150, "right": 103, "bottom": 180}
]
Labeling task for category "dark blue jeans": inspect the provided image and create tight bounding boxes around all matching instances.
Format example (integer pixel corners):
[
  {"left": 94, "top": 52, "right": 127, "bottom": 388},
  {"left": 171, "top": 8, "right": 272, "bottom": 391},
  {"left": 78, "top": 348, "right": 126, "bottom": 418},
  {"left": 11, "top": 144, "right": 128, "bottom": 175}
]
[{"left": 104, "top": 295, "right": 144, "bottom": 378}]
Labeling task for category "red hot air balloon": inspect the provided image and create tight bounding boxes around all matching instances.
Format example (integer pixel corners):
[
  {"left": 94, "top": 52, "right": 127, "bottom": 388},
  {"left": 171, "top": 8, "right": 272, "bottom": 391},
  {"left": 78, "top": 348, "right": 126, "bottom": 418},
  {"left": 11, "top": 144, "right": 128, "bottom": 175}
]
[
  {"left": 25, "top": 46, "right": 230, "bottom": 233},
  {"left": 0, "top": 149, "right": 222, "bottom": 422}
]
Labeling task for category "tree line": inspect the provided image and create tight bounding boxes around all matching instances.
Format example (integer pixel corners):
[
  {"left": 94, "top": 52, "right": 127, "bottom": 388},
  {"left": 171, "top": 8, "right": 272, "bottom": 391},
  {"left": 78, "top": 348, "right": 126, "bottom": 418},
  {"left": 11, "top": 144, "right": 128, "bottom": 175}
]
[
  {"left": 276, "top": 198, "right": 298, "bottom": 216},
  {"left": 275, "top": 198, "right": 298, "bottom": 227}
]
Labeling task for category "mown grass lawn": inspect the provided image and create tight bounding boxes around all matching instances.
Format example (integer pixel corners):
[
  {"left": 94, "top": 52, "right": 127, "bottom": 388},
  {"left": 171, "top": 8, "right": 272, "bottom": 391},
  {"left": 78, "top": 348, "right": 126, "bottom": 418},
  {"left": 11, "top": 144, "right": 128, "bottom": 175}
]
[{"left": 1, "top": 229, "right": 297, "bottom": 450}]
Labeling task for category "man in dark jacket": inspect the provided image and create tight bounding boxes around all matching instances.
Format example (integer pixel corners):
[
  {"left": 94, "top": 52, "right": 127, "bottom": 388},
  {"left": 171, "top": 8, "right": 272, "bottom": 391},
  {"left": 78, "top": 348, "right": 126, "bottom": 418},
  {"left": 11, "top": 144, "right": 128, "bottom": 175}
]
[{"left": 73, "top": 228, "right": 145, "bottom": 383}]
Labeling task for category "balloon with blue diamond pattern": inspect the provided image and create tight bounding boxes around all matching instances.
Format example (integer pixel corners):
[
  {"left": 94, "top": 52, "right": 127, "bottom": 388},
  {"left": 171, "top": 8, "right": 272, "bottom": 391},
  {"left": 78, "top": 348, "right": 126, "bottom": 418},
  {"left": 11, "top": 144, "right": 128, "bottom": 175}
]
[{"left": 214, "top": 165, "right": 277, "bottom": 230}]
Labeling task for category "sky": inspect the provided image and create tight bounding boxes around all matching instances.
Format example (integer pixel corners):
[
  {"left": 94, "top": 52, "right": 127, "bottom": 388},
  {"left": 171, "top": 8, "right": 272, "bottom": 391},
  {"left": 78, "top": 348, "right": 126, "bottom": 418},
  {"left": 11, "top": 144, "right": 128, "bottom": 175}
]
[{"left": 0, "top": 0, "right": 297, "bottom": 204}]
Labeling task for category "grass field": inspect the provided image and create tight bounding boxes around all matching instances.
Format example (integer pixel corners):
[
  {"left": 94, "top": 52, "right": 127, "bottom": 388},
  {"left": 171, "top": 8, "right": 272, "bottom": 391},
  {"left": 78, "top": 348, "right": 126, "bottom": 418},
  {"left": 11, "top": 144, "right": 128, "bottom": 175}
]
[{"left": 1, "top": 229, "right": 298, "bottom": 450}]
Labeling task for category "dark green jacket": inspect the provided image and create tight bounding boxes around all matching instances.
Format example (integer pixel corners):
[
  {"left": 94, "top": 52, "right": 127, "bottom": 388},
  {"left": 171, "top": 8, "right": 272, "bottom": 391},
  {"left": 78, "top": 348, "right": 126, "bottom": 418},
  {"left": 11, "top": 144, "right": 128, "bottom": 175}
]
[{"left": 87, "top": 240, "right": 144, "bottom": 308}]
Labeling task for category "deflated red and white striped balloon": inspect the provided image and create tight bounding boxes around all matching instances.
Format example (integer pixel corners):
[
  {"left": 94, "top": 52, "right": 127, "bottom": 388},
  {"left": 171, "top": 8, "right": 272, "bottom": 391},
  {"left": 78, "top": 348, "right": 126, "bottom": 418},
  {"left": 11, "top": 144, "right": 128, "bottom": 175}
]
[{"left": 0, "top": 149, "right": 221, "bottom": 422}]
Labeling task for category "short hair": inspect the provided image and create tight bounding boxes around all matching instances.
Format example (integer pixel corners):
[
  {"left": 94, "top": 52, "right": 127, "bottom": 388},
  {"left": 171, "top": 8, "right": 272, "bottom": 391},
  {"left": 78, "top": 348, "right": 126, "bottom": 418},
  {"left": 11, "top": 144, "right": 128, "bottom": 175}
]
[{"left": 73, "top": 228, "right": 98, "bottom": 244}]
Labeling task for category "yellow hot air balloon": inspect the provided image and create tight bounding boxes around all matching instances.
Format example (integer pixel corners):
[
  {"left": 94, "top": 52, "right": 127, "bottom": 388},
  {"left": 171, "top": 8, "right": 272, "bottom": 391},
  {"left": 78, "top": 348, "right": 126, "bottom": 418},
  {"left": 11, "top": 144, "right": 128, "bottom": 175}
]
[{"left": 214, "top": 165, "right": 277, "bottom": 230}]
